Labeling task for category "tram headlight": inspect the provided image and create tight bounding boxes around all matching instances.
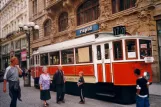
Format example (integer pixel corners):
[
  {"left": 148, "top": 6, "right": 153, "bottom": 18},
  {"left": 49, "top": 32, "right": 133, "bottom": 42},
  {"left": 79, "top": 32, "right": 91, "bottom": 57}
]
[{"left": 143, "top": 71, "right": 150, "bottom": 80}]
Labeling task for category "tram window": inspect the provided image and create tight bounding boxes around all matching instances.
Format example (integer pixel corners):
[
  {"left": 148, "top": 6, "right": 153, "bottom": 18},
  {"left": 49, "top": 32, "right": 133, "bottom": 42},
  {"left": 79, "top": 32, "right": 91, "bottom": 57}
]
[
  {"left": 36, "top": 56, "right": 38, "bottom": 64},
  {"left": 97, "top": 45, "right": 102, "bottom": 60},
  {"left": 50, "top": 51, "right": 60, "bottom": 65},
  {"left": 61, "top": 49, "right": 74, "bottom": 64},
  {"left": 40, "top": 53, "right": 49, "bottom": 65},
  {"left": 37, "top": 55, "right": 40, "bottom": 64},
  {"left": 125, "top": 40, "right": 137, "bottom": 59},
  {"left": 76, "top": 46, "right": 92, "bottom": 63},
  {"left": 30, "top": 57, "right": 34, "bottom": 65},
  {"left": 104, "top": 44, "right": 109, "bottom": 59},
  {"left": 139, "top": 40, "right": 152, "bottom": 59},
  {"left": 36, "top": 55, "right": 39, "bottom": 64},
  {"left": 113, "top": 41, "right": 123, "bottom": 60}
]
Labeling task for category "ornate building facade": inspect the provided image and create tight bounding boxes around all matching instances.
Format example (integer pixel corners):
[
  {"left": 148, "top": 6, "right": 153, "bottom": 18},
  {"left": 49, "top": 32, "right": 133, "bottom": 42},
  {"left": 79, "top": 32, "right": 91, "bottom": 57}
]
[
  {"left": 0, "top": 0, "right": 29, "bottom": 71},
  {"left": 29, "top": 0, "right": 161, "bottom": 82}
]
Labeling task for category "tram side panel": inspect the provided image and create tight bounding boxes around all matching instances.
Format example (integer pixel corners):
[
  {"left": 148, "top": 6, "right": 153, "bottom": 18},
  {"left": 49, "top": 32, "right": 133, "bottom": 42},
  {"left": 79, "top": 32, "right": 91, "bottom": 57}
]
[
  {"left": 111, "top": 61, "right": 152, "bottom": 104},
  {"left": 113, "top": 62, "right": 152, "bottom": 85}
]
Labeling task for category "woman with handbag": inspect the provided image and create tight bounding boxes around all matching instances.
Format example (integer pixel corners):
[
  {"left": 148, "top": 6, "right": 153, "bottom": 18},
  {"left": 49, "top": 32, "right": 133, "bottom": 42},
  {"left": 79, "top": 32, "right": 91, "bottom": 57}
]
[{"left": 39, "top": 66, "right": 51, "bottom": 107}]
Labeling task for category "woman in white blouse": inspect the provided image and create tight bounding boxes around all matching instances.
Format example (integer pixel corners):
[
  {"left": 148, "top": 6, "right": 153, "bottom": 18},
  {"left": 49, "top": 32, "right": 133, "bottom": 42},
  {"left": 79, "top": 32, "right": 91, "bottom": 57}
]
[{"left": 39, "top": 66, "right": 51, "bottom": 107}]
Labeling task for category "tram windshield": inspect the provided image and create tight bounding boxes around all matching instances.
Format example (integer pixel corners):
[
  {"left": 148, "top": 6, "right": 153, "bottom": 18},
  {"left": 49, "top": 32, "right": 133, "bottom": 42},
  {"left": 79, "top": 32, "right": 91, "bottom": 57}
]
[{"left": 139, "top": 40, "right": 152, "bottom": 59}]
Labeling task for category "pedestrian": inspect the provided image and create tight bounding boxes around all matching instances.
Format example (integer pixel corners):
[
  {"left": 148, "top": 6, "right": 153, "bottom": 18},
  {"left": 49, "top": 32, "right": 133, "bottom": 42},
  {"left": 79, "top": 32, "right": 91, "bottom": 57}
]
[
  {"left": 3, "top": 56, "right": 22, "bottom": 107},
  {"left": 77, "top": 71, "right": 85, "bottom": 104},
  {"left": 39, "top": 66, "right": 51, "bottom": 107},
  {"left": 134, "top": 69, "right": 150, "bottom": 107},
  {"left": 21, "top": 67, "right": 26, "bottom": 81},
  {"left": 52, "top": 66, "right": 65, "bottom": 104}
]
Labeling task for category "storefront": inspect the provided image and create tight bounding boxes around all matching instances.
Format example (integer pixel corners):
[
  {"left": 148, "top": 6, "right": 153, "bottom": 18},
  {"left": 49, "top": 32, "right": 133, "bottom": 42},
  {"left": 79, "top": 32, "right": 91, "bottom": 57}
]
[
  {"left": 2, "top": 54, "right": 10, "bottom": 70},
  {"left": 21, "top": 49, "right": 27, "bottom": 68}
]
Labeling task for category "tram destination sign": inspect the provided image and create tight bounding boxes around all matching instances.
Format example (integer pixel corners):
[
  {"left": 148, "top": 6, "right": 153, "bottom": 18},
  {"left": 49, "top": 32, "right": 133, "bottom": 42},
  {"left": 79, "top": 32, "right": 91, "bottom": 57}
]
[
  {"left": 113, "top": 26, "right": 126, "bottom": 36},
  {"left": 76, "top": 24, "right": 99, "bottom": 36}
]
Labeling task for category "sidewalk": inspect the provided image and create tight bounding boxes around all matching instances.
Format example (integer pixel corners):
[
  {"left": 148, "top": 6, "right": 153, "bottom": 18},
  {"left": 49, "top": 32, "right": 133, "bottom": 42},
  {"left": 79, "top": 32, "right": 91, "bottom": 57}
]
[{"left": 149, "top": 83, "right": 161, "bottom": 96}]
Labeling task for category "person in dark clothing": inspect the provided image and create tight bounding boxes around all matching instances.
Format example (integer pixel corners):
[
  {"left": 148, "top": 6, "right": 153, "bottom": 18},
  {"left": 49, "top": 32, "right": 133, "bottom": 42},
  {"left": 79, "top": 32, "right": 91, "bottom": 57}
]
[
  {"left": 3, "top": 57, "right": 22, "bottom": 107},
  {"left": 52, "top": 66, "right": 65, "bottom": 104},
  {"left": 134, "top": 69, "right": 150, "bottom": 107},
  {"left": 77, "top": 71, "right": 85, "bottom": 104}
]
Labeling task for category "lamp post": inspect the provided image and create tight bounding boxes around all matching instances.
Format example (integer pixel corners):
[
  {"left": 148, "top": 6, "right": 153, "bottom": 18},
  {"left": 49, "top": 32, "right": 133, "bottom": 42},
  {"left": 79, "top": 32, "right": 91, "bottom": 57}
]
[{"left": 18, "top": 22, "right": 39, "bottom": 87}]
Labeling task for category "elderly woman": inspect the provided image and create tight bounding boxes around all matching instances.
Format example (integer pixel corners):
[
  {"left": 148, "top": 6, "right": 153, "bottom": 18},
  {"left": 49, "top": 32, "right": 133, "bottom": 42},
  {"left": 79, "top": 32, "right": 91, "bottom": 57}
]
[{"left": 39, "top": 66, "right": 51, "bottom": 107}]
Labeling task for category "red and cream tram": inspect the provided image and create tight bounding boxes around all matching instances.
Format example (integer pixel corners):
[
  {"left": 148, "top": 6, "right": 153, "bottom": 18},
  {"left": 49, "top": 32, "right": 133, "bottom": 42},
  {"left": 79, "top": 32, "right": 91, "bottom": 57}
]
[{"left": 30, "top": 33, "right": 153, "bottom": 104}]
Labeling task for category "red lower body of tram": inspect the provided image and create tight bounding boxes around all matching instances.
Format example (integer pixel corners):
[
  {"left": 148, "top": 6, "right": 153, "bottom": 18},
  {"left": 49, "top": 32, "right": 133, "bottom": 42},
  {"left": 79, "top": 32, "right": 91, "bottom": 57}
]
[{"left": 31, "top": 61, "right": 152, "bottom": 104}]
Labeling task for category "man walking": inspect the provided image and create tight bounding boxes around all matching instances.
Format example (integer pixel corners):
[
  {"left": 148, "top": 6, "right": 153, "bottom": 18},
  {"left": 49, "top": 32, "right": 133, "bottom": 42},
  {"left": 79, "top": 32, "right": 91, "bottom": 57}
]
[
  {"left": 3, "top": 56, "right": 22, "bottom": 107},
  {"left": 134, "top": 69, "right": 150, "bottom": 107},
  {"left": 52, "top": 66, "right": 65, "bottom": 104}
]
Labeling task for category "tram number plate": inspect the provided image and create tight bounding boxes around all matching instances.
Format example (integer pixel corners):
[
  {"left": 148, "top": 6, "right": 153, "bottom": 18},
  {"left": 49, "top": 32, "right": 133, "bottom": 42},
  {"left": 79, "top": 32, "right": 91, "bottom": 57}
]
[
  {"left": 144, "top": 57, "right": 154, "bottom": 63},
  {"left": 113, "top": 26, "right": 126, "bottom": 36}
]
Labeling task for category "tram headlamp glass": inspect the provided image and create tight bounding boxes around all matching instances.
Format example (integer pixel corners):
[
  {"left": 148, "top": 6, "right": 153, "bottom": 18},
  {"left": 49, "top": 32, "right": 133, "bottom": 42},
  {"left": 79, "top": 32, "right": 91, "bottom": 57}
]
[{"left": 143, "top": 71, "right": 150, "bottom": 80}]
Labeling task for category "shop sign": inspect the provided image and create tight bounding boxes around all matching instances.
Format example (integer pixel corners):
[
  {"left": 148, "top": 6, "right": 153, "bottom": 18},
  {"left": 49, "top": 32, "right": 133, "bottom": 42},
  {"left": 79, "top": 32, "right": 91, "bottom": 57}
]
[
  {"left": 76, "top": 24, "right": 99, "bottom": 36},
  {"left": 21, "top": 50, "right": 27, "bottom": 61}
]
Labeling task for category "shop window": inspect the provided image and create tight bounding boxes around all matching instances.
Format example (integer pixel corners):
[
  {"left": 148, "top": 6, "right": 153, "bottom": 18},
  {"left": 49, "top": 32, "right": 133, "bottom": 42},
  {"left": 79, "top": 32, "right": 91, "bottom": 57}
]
[
  {"left": 50, "top": 51, "right": 60, "bottom": 65},
  {"left": 77, "top": 0, "right": 99, "bottom": 26},
  {"left": 97, "top": 45, "right": 101, "bottom": 60},
  {"left": 61, "top": 49, "right": 74, "bottom": 64},
  {"left": 125, "top": 39, "right": 137, "bottom": 59},
  {"left": 104, "top": 44, "right": 109, "bottom": 59},
  {"left": 59, "top": 12, "right": 68, "bottom": 32},
  {"left": 113, "top": 40, "right": 123, "bottom": 60},
  {"left": 40, "top": 53, "right": 48, "bottom": 65},
  {"left": 139, "top": 40, "right": 152, "bottom": 59},
  {"left": 44, "top": 19, "right": 51, "bottom": 36},
  {"left": 76, "top": 46, "right": 92, "bottom": 63},
  {"left": 112, "top": 0, "right": 136, "bottom": 13}
]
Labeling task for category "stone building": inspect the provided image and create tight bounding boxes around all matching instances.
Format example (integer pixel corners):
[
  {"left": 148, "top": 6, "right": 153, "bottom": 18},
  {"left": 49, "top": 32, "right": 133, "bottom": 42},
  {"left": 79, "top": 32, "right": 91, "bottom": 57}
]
[
  {"left": 29, "top": 0, "right": 161, "bottom": 82},
  {"left": 0, "top": 0, "right": 29, "bottom": 71}
]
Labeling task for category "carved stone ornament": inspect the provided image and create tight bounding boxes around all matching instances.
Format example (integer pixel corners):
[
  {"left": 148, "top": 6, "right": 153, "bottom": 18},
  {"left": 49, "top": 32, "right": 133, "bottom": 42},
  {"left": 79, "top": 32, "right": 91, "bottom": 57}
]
[
  {"left": 100, "top": 0, "right": 111, "bottom": 19},
  {"left": 67, "top": 16, "right": 75, "bottom": 30},
  {"left": 100, "top": 22, "right": 107, "bottom": 31},
  {"left": 63, "top": 0, "right": 72, "bottom": 7},
  {"left": 136, "top": 10, "right": 153, "bottom": 35}
]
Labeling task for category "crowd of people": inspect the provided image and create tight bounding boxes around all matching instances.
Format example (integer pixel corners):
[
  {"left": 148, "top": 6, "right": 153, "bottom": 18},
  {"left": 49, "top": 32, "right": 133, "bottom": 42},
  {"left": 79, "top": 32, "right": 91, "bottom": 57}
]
[{"left": 3, "top": 56, "right": 149, "bottom": 107}]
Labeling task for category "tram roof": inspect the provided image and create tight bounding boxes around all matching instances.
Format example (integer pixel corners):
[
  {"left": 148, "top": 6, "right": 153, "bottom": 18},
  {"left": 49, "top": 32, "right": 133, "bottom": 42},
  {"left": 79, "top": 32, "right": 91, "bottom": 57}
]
[{"left": 34, "top": 33, "right": 152, "bottom": 54}]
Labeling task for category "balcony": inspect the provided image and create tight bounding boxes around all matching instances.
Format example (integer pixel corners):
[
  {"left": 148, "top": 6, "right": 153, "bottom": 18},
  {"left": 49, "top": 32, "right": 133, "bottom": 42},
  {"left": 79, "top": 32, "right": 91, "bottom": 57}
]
[{"left": 46, "top": 0, "right": 62, "bottom": 10}]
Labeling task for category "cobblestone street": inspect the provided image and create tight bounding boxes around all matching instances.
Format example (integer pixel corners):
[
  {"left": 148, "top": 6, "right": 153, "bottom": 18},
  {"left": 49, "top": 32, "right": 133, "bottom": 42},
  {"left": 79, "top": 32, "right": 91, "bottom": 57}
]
[{"left": 0, "top": 79, "right": 161, "bottom": 107}]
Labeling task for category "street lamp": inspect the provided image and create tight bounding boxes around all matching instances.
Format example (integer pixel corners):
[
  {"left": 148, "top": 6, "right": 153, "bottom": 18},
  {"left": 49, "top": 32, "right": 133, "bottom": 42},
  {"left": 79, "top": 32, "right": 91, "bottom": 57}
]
[{"left": 18, "top": 22, "right": 39, "bottom": 87}]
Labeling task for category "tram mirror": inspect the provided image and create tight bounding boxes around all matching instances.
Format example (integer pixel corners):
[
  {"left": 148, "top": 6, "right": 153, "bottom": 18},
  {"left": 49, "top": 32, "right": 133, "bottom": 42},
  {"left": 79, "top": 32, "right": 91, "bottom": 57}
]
[{"left": 143, "top": 72, "right": 150, "bottom": 80}]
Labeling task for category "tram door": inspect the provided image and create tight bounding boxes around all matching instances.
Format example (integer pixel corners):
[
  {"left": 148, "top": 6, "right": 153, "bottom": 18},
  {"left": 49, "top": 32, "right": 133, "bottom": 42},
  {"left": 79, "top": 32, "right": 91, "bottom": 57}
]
[{"left": 94, "top": 42, "right": 112, "bottom": 83}]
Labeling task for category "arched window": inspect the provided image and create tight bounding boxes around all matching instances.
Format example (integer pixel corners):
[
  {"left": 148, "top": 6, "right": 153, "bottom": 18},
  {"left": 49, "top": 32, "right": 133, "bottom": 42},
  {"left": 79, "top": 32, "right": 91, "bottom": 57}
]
[
  {"left": 59, "top": 12, "right": 68, "bottom": 32},
  {"left": 77, "top": 0, "right": 99, "bottom": 26},
  {"left": 44, "top": 19, "right": 51, "bottom": 36}
]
